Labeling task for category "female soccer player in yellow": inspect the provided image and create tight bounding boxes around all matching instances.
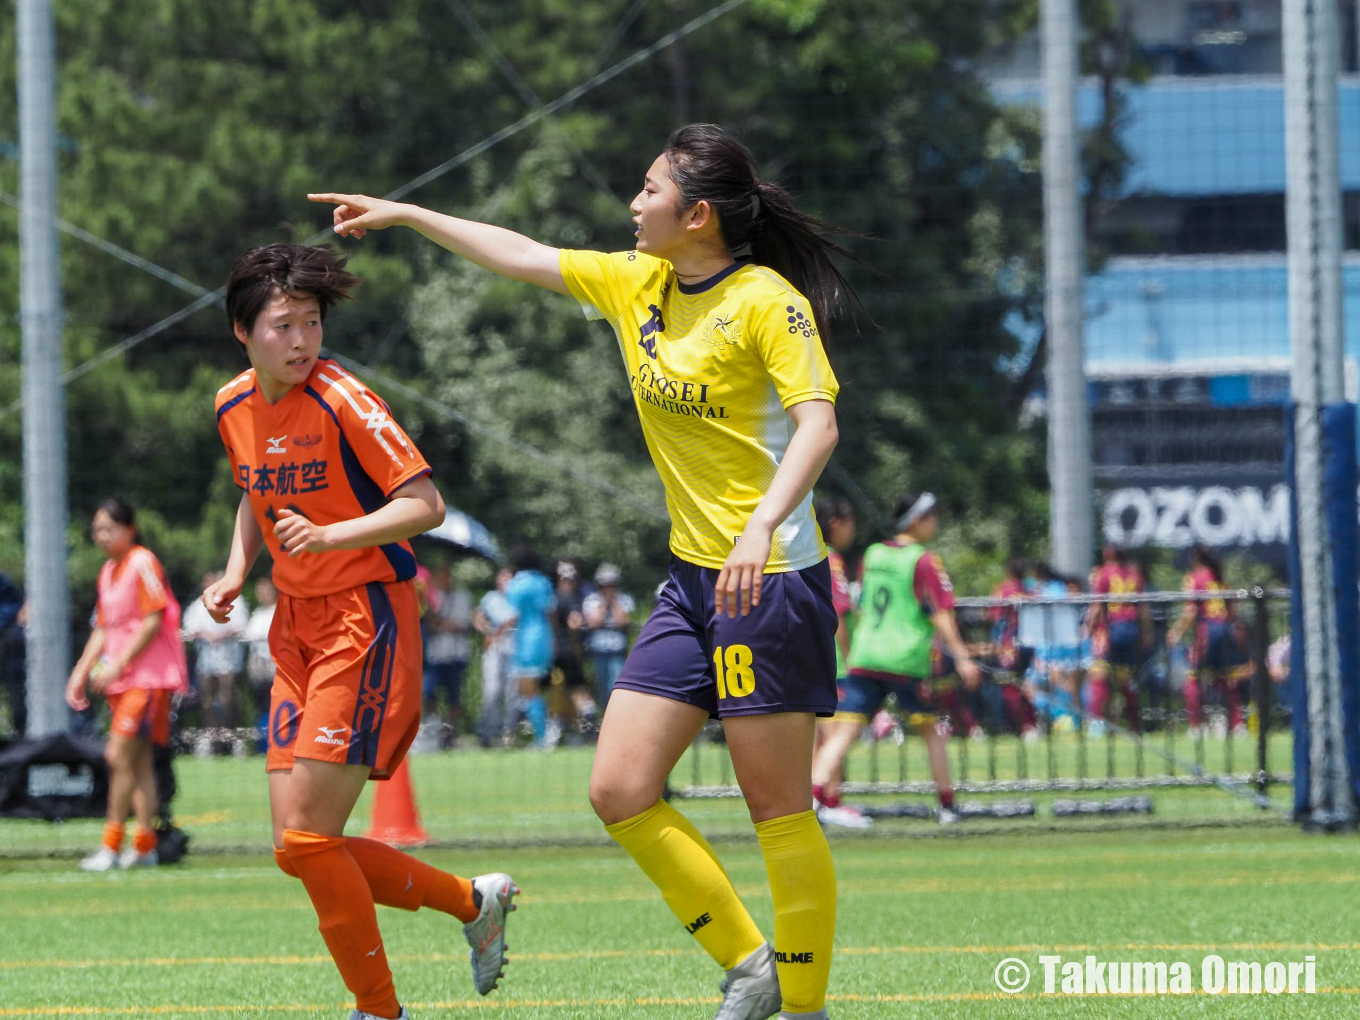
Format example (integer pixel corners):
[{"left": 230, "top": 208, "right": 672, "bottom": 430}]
[{"left": 312, "top": 123, "right": 854, "bottom": 1020}]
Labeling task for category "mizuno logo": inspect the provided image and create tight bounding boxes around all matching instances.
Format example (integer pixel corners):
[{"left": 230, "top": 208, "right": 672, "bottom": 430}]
[
  {"left": 366, "top": 945, "right": 381, "bottom": 957},
  {"left": 314, "top": 725, "right": 348, "bottom": 746},
  {"left": 265, "top": 435, "right": 288, "bottom": 454},
  {"left": 405, "top": 873, "right": 414, "bottom": 892}
]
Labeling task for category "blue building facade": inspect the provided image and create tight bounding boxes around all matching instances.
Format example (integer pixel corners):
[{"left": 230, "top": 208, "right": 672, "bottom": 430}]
[{"left": 997, "top": 32, "right": 1360, "bottom": 557}]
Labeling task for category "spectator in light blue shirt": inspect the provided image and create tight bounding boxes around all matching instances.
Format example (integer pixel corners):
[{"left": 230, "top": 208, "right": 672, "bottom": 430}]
[
  {"left": 474, "top": 568, "right": 518, "bottom": 747},
  {"left": 505, "top": 545, "right": 556, "bottom": 745}
]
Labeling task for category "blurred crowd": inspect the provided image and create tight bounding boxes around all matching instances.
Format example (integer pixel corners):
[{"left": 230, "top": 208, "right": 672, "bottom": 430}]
[
  {"left": 0, "top": 535, "right": 1291, "bottom": 751},
  {"left": 0, "top": 549, "right": 637, "bottom": 756},
  {"left": 943, "top": 543, "right": 1288, "bottom": 743}
]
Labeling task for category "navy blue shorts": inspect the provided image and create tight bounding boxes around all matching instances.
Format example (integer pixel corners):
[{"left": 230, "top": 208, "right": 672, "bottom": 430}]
[
  {"left": 1105, "top": 620, "right": 1142, "bottom": 668},
  {"left": 1195, "top": 621, "right": 1247, "bottom": 673},
  {"left": 838, "top": 672, "right": 936, "bottom": 722},
  {"left": 615, "top": 556, "right": 837, "bottom": 718}
]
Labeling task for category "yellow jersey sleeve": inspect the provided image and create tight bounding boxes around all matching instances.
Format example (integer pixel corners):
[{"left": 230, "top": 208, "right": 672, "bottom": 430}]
[
  {"left": 559, "top": 249, "right": 663, "bottom": 324},
  {"left": 750, "top": 290, "right": 839, "bottom": 409}
]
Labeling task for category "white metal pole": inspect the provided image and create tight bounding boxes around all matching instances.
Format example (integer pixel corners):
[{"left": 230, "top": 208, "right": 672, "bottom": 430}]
[
  {"left": 1042, "top": 0, "right": 1094, "bottom": 579},
  {"left": 1285, "top": 0, "right": 1350, "bottom": 823},
  {"left": 18, "top": 0, "right": 69, "bottom": 738}
]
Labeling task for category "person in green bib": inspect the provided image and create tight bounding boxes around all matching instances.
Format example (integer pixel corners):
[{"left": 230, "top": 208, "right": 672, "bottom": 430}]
[{"left": 810, "top": 492, "right": 979, "bottom": 826}]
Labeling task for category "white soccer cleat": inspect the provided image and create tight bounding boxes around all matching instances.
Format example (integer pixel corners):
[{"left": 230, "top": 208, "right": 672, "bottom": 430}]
[
  {"left": 462, "top": 873, "right": 518, "bottom": 995},
  {"left": 815, "top": 804, "right": 873, "bottom": 830},
  {"left": 715, "top": 942, "right": 782, "bottom": 1020},
  {"left": 118, "top": 846, "right": 159, "bottom": 869},
  {"left": 937, "top": 807, "right": 960, "bottom": 826},
  {"left": 348, "top": 1007, "right": 410, "bottom": 1020},
  {"left": 79, "top": 846, "right": 119, "bottom": 872}
]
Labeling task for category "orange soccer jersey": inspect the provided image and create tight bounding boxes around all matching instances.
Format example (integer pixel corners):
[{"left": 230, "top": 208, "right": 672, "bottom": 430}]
[
  {"left": 216, "top": 360, "right": 432, "bottom": 776},
  {"left": 215, "top": 359, "right": 431, "bottom": 598}
]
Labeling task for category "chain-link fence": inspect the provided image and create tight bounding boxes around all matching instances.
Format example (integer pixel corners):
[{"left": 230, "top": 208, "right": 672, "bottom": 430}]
[{"left": 673, "top": 588, "right": 1294, "bottom": 831}]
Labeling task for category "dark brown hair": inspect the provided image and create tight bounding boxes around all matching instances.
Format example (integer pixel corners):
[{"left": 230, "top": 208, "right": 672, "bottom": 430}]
[
  {"left": 225, "top": 244, "right": 360, "bottom": 334},
  {"left": 663, "top": 124, "right": 860, "bottom": 343},
  {"left": 1190, "top": 544, "right": 1224, "bottom": 582},
  {"left": 815, "top": 495, "right": 854, "bottom": 535},
  {"left": 95, "top": 497, "right": 137, "bottom": 538}
]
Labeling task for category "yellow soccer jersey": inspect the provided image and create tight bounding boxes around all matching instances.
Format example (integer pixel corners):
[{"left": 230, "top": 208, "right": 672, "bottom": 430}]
[{"left": 560, "top": 249, "right": 839, "bottom": 572}]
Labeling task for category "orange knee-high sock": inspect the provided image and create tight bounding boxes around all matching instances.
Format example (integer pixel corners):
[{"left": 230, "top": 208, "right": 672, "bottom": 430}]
[
  {"left": 102, "top": 821, "right": 125, "bottom": 853},
  {"left": 345, "top": 837, "right": 480, "bottom": 921},
  {"left": 281, "top": 829, "right": 401, "bottom": 1020},
  {"left": 273, "top": 839, "right": 479, "bottom": 922},
  {"left": 132, "top": 826, "right": 157, "bottom": 856}
]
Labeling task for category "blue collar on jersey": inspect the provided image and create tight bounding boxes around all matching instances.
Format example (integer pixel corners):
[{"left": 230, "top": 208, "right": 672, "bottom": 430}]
[{"left": 676, "top": 259, "right": 751, "bottom": 295}]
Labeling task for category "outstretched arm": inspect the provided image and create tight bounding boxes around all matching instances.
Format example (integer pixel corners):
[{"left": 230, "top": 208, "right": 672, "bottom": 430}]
[{"left": 307, "top": 194, "right": 568, "bottom": 294}]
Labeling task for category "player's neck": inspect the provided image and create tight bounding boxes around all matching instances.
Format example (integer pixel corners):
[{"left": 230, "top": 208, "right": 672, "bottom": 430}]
[
  {"left": 256, "top": 371, "right": 298, "bottom": 405},
  {"left": 668, "top": 245, "right": 736, "bottom": 285}
]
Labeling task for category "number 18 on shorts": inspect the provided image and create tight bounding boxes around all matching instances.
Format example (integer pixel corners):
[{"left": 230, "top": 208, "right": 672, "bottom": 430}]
[{"left": 615, "top": 557, "right": 838, "bottom": 718}]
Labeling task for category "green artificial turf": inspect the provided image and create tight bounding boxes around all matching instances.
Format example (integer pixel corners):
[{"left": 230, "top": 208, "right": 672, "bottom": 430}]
[{"left": 2, "top": 825, "right": 1357, "bottom": 1018}]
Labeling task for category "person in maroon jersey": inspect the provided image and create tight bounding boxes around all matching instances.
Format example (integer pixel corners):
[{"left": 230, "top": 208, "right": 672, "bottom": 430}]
[
  {"left": 1086, "top": 545, "right": 1151, "bottom": 732},
  {"left": 1167, "top": 545, "right": 1247, "bottom": 736},
  {"left": 988, "top": 560, "right": 1039, "bottom": 739}
]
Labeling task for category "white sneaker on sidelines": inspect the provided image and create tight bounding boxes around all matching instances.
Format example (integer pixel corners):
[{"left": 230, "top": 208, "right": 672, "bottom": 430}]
[
  {"left": 463, "top": 873, "right": 519, "bottom": 995},
  {"left": 815, "top": 803, "right": 873, "bottom": 830},
  {"left": 348, "top": 1007, "right": 410, "bottom": 1020},
  {"left": 79, "top": 846, "right": 119, "bottom": 872},
  {"left": 118, "top": 846, "right": 158, "bottom": 869},
  {"left": 714, "top": 942, "right": 781, "bottom": 1020},
  {"left": 938, "top": 807, "right": 960, "bottom": 826}
]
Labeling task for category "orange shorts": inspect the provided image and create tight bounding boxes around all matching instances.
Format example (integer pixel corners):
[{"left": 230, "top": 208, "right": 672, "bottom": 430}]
[
  {"left": 266, "top": 579, "right": 422, "bottom": 779},
  {"left": 108, "top": 688, "right": 172, "bottom": 747}
]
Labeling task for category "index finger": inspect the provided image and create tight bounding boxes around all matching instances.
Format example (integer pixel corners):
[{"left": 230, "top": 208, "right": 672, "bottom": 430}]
[{"left": 307, "top": 193, "right": 360, "bottom": 205}]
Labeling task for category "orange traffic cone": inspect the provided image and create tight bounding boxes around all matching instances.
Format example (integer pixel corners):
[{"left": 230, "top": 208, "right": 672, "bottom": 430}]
[{"left": 365, "top": 757, "right": 430, "bottom": 846}]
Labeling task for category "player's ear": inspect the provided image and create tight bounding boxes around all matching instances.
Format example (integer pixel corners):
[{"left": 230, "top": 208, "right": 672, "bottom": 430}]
[
  {"left": 686, "top": 199, "right": 714, "bottom": 232},
  {"left": 232, "top": 320, "right": 250, "bottom": 346}
]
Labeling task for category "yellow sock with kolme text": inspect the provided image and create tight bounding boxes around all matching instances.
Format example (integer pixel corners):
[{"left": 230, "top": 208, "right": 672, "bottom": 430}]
[
  {"left": 606, "top": 800, "right": 766, "bottom": 970},
  {"left": 755, "top": 809, "right": 836, "bottom": 1014}
]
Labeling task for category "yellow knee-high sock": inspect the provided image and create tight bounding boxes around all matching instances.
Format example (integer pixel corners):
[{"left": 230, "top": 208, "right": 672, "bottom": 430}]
[
  {"left": 755, "top": 809, "right": 836, "bottom": 1014},
  {"left": 606, "top": 801, "right": 765, "bottom": 970}
]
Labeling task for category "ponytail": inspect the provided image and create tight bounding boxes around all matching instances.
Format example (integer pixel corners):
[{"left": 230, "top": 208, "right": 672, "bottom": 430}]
[{"left": 663, "top": 124, "right": 862, "bottom": 343}]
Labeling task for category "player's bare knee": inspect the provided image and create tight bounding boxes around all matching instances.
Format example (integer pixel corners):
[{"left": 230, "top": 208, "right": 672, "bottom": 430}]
[
  {"left": 103, "top": 740, "right": 129, "bottom": 771},
  {"left": 589, "top": 776, "right": 653, "bottom": 825}
]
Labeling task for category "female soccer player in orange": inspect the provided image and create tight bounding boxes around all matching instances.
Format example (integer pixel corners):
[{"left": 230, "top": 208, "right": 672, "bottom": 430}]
[
  {"left": 313, "top": 122, "right": 852, "bottom": 1020},
  {"left": 66, "top": 498, "right": 188, "bottom": 871},
  {"left": 204, "top": 245, "right": 517, "bottom": 1020}
]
